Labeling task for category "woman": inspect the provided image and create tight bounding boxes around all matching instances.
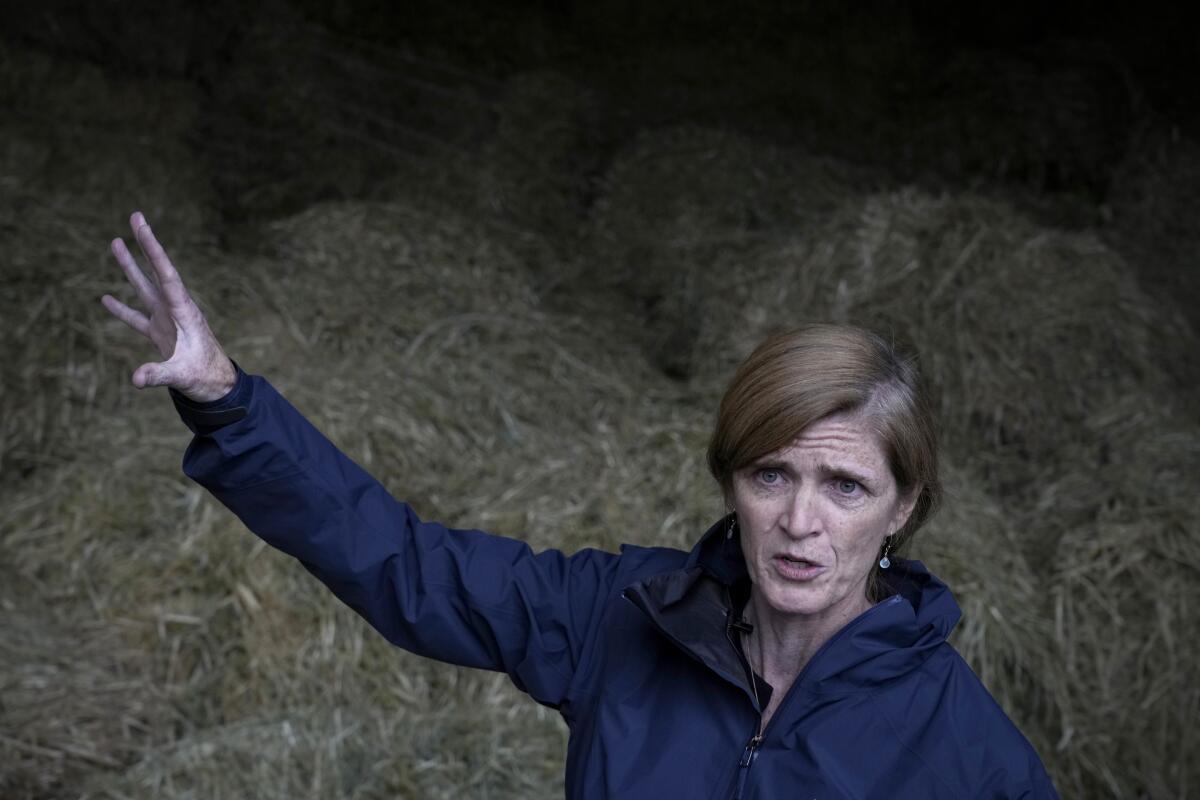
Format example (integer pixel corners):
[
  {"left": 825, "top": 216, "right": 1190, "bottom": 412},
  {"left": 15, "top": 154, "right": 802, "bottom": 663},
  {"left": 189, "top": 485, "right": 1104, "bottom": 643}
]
[{"left": 102, "top": 212, "right": 1059, "bottom": 798}]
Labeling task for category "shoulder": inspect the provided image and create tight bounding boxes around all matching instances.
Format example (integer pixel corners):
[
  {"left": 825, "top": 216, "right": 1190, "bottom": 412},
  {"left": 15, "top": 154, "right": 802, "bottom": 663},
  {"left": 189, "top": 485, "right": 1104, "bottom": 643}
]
[
  {"left": 875, "top": 645, "right": 1059, "bottom": 798},
  {"left": 582, "top": 542, "right": 690, "bottom": 602},
  {"left": 615, "top": 542, "right": 690, "bottom": 573},
  {"left": 540, "top": 541, "right": 689, "bottom": 612}
]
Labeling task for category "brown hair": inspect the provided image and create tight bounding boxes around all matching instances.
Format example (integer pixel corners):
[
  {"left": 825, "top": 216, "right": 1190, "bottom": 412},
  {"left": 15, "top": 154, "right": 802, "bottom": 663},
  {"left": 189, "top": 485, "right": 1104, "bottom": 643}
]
[{"left": 707, "top": 324, "right": 941, "bottom": 579}]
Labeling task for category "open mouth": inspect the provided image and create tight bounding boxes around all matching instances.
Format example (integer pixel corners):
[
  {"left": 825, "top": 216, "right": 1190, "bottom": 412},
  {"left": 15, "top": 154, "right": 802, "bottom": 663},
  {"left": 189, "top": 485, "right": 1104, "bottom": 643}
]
[{"left": 773, "top": 555, "right": 824, "bottom": 580}]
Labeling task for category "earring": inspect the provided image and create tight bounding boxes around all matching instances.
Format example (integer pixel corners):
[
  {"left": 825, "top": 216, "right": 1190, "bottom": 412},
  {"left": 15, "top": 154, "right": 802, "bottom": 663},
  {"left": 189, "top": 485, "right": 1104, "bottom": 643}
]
[
  {"left": 878, "top": 536, "right": 893, "bottom": 570},
  {"left": 726, "top": 513, "right": 737, "bottom": 540}
]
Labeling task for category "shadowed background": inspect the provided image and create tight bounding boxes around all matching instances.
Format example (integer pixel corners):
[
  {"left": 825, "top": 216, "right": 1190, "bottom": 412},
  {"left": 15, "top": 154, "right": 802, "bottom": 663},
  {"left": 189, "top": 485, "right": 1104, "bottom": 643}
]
[{"left": 1, "top": 1, "right": 1197, "bottom": 797}]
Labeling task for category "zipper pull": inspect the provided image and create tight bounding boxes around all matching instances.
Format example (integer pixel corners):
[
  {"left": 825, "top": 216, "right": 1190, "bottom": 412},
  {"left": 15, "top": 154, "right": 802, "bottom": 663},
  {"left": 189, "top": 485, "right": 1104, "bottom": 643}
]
[
  {"left": 733, "top": 734, "right": 763, "bottom": 799},
  {"left": 739, "top": 733, "right": 763, "bottom": 766}
]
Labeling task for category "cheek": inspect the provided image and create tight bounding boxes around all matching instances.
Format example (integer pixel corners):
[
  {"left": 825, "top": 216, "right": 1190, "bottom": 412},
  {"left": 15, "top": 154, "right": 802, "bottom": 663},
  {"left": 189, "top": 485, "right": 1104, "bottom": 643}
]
[{"left": 833, "top": 508, "right": 893, "bottom": 556}]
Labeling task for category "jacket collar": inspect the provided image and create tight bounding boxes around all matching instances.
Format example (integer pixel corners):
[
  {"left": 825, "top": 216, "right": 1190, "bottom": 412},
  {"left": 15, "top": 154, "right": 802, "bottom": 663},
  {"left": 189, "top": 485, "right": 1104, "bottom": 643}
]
[{"left": 622, "top": 515, "right": 962, "bottom": 699}]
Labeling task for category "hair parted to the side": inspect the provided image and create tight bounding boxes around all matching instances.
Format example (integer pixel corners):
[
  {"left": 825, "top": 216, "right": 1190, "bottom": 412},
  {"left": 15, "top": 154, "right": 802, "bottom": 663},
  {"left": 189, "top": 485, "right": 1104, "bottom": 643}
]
[{"left": 707, "top": 324, "right": 942, "bottom": 577}]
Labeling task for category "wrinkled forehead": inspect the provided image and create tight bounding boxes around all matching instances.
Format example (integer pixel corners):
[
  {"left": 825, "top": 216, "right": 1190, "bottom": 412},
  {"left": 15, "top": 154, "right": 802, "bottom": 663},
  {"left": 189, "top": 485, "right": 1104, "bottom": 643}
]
[{"left": 763, "top": 412, "right": 891, "bottom": 475}]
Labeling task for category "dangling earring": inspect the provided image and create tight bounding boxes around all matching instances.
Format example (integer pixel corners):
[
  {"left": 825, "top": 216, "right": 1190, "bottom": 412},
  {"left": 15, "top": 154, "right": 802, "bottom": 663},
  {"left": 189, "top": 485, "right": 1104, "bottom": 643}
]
[
  {"left": 878, "top": 536, "right": 893, "bottom": 570},
  {"left": 726, "top": 513, "right": 737, "bottom": 540}
]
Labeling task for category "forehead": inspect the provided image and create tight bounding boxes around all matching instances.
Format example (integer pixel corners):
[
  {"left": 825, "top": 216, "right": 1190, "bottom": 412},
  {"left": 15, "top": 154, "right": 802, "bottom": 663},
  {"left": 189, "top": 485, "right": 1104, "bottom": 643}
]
[{"left": 766, "top": 413, "right": 889, "bottom": 472}]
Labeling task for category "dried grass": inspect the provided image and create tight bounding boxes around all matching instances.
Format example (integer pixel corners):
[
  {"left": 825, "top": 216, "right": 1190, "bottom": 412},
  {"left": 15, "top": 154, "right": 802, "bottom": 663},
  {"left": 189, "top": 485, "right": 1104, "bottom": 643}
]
[
  {"left": 585, "top": 125, "right": 860, "bottom": 378},
  {"left": 2, "top": 35, "right": 1197, "bottom": 800}
]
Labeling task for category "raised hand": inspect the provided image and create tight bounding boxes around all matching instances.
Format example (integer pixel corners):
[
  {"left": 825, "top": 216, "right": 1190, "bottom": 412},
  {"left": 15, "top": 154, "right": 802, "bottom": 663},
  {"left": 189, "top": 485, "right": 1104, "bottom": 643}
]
[{"left": 101, "top": 212, "right": 237, "bottom": 402}]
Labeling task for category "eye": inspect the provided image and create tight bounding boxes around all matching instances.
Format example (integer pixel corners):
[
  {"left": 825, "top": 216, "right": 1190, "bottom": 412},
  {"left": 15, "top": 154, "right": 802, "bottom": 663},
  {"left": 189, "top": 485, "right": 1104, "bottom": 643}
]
[
  {"left": 834, "top": 478, "right": 861, "bottom": 495},
  {"left": 756, "top": 468, "right": 783, "bottom": 486}
]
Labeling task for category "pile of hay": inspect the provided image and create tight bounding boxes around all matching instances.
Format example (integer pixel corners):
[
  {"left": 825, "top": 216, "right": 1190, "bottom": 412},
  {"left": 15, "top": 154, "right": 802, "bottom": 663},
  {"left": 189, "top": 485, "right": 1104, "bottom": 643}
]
[
  {"left": 2, "top": 32, "right": 1197, "bottom": 799},
  {"left": 477, "top": 71, "right": 603, "bottom": 251},
  {"left": 585, "top": 125, "right": 860, "bottom": 379}
]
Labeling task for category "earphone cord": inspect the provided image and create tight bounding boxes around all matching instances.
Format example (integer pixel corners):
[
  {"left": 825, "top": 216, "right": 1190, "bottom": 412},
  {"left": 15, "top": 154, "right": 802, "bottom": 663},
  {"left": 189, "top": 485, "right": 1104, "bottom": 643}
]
[{"left": 741, "top": 627, "right": 766, "bottom": 743}]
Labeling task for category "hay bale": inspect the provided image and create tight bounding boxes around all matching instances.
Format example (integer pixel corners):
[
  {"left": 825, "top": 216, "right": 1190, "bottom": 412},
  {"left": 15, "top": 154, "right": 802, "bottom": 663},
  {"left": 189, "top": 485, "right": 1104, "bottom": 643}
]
[
  {"left": 0, "top": 413, "right": 574, "bottom": 799},
  {"left": 241, "top": 199, "right": 718, "bottom": 550},
  {"left": 828, "top": 191, "right": 1188, "bottom": 483},
  {"left": 0, "top": 568, "right": 168, "bottom": 798},
  {"left": 1044, "top": 411, "right": 1200, "bottom": 797},
  {"left": 478, "top": 71, "right": 603, "bottom": 250},
  {"left": 586, "top": 125, "right": 857, "bottom": 379},
  {"left": 677, "top": 189, "right": 1193, "bottom": 502}
]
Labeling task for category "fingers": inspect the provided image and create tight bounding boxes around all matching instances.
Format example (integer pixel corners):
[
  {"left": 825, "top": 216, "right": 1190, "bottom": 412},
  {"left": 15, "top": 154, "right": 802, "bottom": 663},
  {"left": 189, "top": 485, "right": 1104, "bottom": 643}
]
[
  {"left": 130, "top": 212, "right": 191, "bottom": 312},
  {"left": 100, "top": 294, "right": 152, "bottom": 337},
  {"left": 109, "top": 237, "right": 159, "bottom": 308}
]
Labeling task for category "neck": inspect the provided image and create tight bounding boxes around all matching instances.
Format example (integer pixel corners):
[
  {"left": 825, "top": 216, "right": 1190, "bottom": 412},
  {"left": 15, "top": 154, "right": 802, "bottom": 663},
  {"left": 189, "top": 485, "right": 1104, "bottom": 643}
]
[{"left": 743, "top": 588, "right": 873, "bottom": 686}]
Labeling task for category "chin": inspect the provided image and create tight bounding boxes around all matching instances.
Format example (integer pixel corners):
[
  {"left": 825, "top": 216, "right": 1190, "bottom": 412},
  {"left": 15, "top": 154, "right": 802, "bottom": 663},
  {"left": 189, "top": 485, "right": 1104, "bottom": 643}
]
[{"left": 760, "top": 583, "right": 831, "bottom": 618}]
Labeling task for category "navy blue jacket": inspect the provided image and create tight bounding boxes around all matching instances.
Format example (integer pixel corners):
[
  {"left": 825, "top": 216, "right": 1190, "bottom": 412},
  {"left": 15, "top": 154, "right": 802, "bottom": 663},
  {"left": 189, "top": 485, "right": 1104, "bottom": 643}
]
[{"left": 171, "top": 365, "right": 1059, "bottom": 799}]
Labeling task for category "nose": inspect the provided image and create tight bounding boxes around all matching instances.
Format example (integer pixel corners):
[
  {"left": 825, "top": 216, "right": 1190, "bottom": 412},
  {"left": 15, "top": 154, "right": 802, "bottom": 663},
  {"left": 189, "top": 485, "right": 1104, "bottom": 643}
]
[{"left": 780, "top": 484, "right": 823, "bottom": 539}]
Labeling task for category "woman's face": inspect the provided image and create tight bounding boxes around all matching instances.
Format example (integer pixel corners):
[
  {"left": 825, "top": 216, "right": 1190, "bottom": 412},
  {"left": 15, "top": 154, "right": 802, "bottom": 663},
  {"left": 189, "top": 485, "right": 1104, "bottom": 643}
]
[{"left": 731, "top": 412, "right": 918, "bottom": 625}]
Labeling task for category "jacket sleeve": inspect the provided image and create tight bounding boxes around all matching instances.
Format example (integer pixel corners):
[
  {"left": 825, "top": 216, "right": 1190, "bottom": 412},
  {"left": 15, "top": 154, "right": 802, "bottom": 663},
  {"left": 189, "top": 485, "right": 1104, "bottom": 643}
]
[
  {"left": 985, "top": 761, "right": 1060, "bottom": 800},
  {"left": 170, "top": 364, "right": 622, "bottom": 710},
  {"left": 1012, "top": 753, "right": 1062, "bottom": 800}
]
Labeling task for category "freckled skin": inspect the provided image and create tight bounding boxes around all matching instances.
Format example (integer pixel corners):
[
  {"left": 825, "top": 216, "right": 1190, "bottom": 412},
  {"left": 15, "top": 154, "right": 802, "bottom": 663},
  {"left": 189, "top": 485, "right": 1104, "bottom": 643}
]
[{"left": 732, "top": 412, "right": 918, "bottom": 713}]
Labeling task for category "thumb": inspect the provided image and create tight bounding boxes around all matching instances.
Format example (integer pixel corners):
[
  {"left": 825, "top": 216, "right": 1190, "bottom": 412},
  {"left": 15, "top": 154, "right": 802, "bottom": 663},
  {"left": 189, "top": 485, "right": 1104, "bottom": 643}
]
[{"left": 132, "top": 362, "right": 173, "bottom": 389}]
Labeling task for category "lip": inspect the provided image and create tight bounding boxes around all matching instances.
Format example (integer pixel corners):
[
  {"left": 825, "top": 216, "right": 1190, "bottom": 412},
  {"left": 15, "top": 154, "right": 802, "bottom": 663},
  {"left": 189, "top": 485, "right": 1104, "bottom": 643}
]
[{"left": 772, "top": 555, "right": 825, "bottom": 582}]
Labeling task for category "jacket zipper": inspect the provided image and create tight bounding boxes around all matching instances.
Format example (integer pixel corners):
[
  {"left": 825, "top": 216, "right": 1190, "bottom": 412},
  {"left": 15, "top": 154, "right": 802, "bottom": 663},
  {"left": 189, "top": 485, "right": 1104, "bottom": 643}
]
[
  {"left": 724, "top": 594, "right": 902, "bottom": 799},
  {"left": 725, "top": 599, "right": 765, "bottom": 800},
  {"left": 732, "top": 731, "right": 763, "bottom": 800}
]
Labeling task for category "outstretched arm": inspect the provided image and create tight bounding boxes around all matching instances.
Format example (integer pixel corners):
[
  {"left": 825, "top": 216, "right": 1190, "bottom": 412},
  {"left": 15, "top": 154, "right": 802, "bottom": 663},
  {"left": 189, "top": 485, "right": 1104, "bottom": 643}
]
[
  {"left": 102, "top": 214, "right": 622, "bottom": 711},
  {"left": 101, "top": 211, "right": 236, "bottom": 401},
  {"left": 174, "top": 370, "right": 622, "bottom": 710}
]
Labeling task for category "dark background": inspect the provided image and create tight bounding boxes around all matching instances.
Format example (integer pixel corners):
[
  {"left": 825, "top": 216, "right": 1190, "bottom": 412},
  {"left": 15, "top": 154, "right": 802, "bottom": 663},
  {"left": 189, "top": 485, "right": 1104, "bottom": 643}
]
[{"left": 6, "top": 0, "right": 1199, "bottom": 318}]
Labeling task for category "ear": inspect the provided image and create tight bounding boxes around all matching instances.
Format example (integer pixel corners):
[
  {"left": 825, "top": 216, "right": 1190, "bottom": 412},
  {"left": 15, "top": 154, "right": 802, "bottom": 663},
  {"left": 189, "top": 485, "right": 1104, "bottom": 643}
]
[{"left": 887, "top": 483, "right": 923, "bottom": 537}]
